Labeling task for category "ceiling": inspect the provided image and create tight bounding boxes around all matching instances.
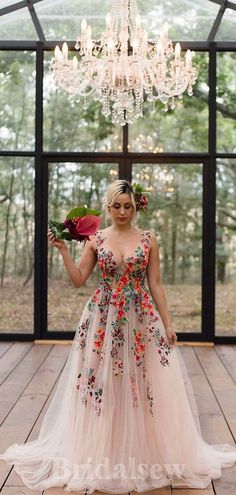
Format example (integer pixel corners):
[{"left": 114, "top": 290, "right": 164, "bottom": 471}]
[{"left": 0, "top": 0, "right": 236, "bottom": 42}]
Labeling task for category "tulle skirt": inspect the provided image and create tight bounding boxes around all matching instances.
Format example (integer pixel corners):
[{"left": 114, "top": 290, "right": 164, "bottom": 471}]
[{"left": 1, "top": 297, "right": 236, "bottom": 493}]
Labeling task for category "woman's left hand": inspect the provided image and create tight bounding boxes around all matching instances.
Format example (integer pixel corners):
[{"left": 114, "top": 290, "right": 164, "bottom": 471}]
[{"left": 165, "top": 323, "right": 178, "bottom": 347}]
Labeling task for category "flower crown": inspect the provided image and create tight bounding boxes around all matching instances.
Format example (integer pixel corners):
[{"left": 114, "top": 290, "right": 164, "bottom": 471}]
[{"left": 131, "top": 183, "right": 150, "bottom": 212}]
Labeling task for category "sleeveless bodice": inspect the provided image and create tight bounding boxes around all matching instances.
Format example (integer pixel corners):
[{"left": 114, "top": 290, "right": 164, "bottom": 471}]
[{"left": 95, "top": 229, "right": 151, "bottom": 289}]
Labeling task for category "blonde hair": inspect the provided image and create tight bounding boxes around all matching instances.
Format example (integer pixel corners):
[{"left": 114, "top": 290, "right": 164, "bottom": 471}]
[{"left": 102, "top": 180, "right": 137, "bottom": 225}]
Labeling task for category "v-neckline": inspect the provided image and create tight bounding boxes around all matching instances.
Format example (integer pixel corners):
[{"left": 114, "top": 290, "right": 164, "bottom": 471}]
[{"left": 98, "top": 229, "right": 147, "bottom": 262}]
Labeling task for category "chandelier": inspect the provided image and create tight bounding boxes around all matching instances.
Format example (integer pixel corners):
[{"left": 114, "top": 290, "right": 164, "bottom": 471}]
[{"left": 51, "top": 0, "right": 197, "bottom": 126}]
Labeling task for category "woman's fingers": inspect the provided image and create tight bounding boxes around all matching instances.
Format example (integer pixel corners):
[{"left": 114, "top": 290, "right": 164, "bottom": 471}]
[{"left": 47, "top": 228, "right": 56, "bottom": 244}]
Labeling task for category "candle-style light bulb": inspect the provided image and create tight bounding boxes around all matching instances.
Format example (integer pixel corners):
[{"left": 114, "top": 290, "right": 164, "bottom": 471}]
[
  {"left": 81, "top": 18, "right": 87, "bottom": 35},
  {"left": 185, "top": 49, "right": 192, "bottom": 68},
  {"left": 54, "top": 45, "right": 61, "bottom": 60},
  {"left": 175, "top": 42, "right": 181, "bottom": 60},
  {"left": 62, "top": 42, "right": 68, "bottom": 60},
  {"left": 72, "top": 56, "right": 78, "bottom": 70},
  {"left": 106, "top": 12, "right": 111, "bottom": 29}
]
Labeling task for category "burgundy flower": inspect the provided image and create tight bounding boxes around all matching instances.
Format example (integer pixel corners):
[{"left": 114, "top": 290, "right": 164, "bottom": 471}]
[{"left": 64, "top": 215, "right": 101, "bottom": 242}]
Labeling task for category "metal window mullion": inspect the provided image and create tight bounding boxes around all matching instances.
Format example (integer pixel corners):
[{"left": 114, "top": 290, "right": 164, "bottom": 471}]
[
  {"left": 208, "top": 0, "right": 227, "bottom": 41},
  {"left": 201, "top": 43, "right": 216, "bottom": 342},
  {"left": 34, "top": 43, "right": 47, "bottom": 339}
]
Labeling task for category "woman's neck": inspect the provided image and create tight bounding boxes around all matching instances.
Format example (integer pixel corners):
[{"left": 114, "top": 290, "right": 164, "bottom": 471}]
[{"left": 110, "top": 223, "right": 135, "bottom": 233}]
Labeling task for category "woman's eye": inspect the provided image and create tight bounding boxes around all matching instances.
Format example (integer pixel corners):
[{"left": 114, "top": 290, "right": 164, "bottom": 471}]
[{"left": 113, "top": 204, "right": 132, "bottom": 209}]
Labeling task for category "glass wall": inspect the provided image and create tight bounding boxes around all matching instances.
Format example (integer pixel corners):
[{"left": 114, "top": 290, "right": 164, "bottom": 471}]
[
  {"left": 0, "top": 158, "right": 35, "bottom": 334},
  {"left": 133, "top": 163, "right": 203, "bottom": 333},
  {"left": 43, "top": 53, "right": 122, "bottom": 153},
  {"left": 217, "top": 52, "right": 236, "bottom": 153},
  {"left": 216, "top": 159, "right": 236, "bottom": 336},
  {"left": 47, "top": 162, "right": 119, "bottom": 332},
  {"left": 129, "top": 54, "right": 209, "bottom": 153},
  {"left": 0, "top": 51, "right": 36, "bottom": 151},
  {"left": 0, "top": 0, "right": 236, "bottom": 341}
]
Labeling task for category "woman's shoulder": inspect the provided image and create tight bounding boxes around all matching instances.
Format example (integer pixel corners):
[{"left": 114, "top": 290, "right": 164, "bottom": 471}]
[
  {"left": 137, "top": 227, "right": 156, "bottom": 238},
  {"left": 88, "top": 227, "right": 109, "bottom": 249}
]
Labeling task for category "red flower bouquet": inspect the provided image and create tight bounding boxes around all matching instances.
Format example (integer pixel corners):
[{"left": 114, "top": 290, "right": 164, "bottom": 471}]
[{"left": 48, "top": 205, "right": 101, "bottom": 242}]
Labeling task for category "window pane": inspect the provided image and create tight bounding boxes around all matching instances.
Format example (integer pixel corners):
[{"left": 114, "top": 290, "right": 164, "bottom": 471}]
[
  {"left": 0, "top": 157, "right": 35, "bottom": 334},
  {"left": 35, "top": 0, "right": 113, "bottom": 40},
  {"left": 34, "top": 0, "right": 220, "bottom": 42},
  {"left": 133, "top": 163, "right": 203, "bottom": 333},
  {"left": 129, "top": 54, "right": 208, "bottom": 153},
  {"left": 0, "top": 51, "right": 36, "bottom": 151},
  {"left": 215, "top": 8, "right": 236, "bottom": 41},
  {"left": 0, "top": 1, "right": 21, "bottom": 7},
  {"left": 139, "top": 0, "right": 220, "bottom": 41},
  {"left": 43, "top": 52, "right": 122, "bottom": 152},
  {"left": 47, "top": 162, "right": 119, "bottom": 332},
  {"left": 217, "top": 52, "right": 236, "bottom": 153},
  {"left": 216, "top": 159, "right": 236, "bottom": 336},
  {"left": 0, "top": 7, "right": 37, "bottom": 40}
]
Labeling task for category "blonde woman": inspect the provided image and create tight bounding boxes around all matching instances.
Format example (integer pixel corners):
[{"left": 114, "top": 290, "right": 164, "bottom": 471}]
[{"left": 1, "top": 179, "right": 236, "bottom": 493}]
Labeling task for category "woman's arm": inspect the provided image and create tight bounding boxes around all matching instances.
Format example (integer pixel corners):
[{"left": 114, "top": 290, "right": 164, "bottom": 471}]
[
  {"left": 146, "top": 231, "right": 177, "bottom": 346},
  {"left": 47, "top": 229, "right": 97, "bottom": 288}
]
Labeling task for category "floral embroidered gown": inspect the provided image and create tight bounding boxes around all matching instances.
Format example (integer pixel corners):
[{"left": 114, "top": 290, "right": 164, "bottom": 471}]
[{"left": 1, "top": 229, "right": 236, "bottom": 493}]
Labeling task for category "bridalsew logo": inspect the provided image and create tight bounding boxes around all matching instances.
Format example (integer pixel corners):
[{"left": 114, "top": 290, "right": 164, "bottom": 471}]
[{"left": 53, "top": 456, "right": 186, "bottom": 481}]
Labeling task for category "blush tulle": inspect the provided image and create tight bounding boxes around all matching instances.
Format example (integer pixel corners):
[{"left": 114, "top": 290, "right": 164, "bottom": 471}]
[{"left": 1, "top": 229, "right": 236, "bottom": 493}]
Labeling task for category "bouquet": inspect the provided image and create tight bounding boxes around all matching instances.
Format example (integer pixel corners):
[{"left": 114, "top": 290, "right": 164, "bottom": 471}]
[{"left": 48, "top": 205, "right": 101, "bottom": 243}]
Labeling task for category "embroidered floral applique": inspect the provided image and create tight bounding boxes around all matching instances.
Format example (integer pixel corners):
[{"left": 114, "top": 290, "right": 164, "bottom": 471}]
[
  {"left": 112, "top": 356, "right": 124, "bottom": 376},
  {"left": 93, "top": 327, "right": 105, "bottom": 354},
  {"left": 146, "top": 380, "right": 154, "bottom": 416},
  {"left": 130, "top": 373, "right": 138, "bottom": 408},
  {"left": 77, "top": 367, "right": 104, "bottom": 416},
  {"left": 75, "top": 317, "right": 90, "bottom": 349},
  {"left": 132, "top": 329, "right": 146, "bottom": 367}
]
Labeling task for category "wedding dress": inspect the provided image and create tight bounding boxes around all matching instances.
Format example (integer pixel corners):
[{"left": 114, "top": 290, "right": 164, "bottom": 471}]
[{"left": 1, "top": 229, "right": 236, "bottom": 493}]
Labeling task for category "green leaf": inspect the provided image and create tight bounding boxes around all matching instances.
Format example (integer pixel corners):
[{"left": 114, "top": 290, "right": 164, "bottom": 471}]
[
  {"left": 48, "top": 219, "right": 65, "bottom": 231},
  {"left": 66, "top": 206, "right": 101, "bottom": 219},
  {"left": 57, "top": 231, "right": 73, "bottom": 240}
]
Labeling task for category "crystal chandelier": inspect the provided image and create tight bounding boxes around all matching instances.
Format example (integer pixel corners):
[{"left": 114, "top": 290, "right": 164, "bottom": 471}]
[{"left": 51, "top": 0, "right": 197, "bottom": 126}]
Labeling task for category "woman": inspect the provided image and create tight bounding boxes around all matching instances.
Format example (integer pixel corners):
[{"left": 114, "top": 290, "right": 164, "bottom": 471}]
[{"left": 1, "top": 179, "right": 236, "bottom": 493}]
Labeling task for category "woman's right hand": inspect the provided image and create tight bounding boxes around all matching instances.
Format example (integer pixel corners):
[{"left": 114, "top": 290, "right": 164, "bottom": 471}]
[{"left": 47, "top": 228, "right": 67, "bottom": 252}]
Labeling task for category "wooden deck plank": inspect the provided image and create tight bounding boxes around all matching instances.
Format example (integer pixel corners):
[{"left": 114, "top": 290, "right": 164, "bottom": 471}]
[
  {"left": 194, "top": 347, "right": 236, "bottom": 495},
  {"left": 1, "top": 487, "right": 43, "bottom": 494},
  {"left": 130, "top": 490, "right": 170, "bottom": 495},
  {"left": 179, "top": 346, "right": 232, "bottom": 443},
  {"left": 215, "top": 345, "right": 236, "bottom": 383},
  {"left": 43, "top": 489, "right": 86, "bottom": 495},
  {"left": 0, "top": 343, "right": 33, "bottom": 385},
  {"left": 171, "top": 488, "right": 214, "bottom": 495},
  {"left": 5, "top": 356, "right": 69, "bottom": 488},
  {"left": 195, "top": 347, "right": 236, "bottom": 440},
  {"left": 0, "top": 344, "right": 53, "bottom": 425},
  {"left": 0, "top": 343, "right": 14, "bottom": 359},
  {"left": 0, "top": 344, "right": 69, "bottom": 489}
]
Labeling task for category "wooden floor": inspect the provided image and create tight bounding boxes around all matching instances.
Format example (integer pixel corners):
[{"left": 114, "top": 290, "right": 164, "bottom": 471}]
[{"left": 0, "top": 342, "right": 236, "bottom": 495}]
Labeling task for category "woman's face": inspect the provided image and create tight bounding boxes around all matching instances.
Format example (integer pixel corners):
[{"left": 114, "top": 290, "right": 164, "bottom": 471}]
[{"left": 108, "top": 193, "right": 134, "bottom": 226}]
